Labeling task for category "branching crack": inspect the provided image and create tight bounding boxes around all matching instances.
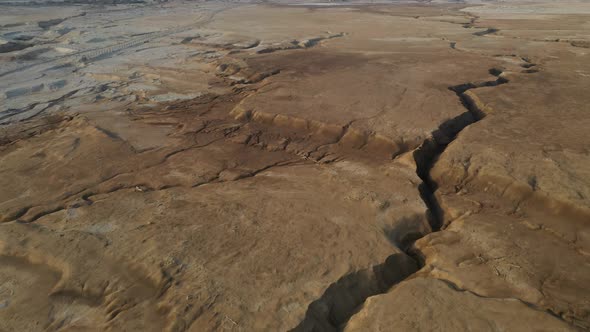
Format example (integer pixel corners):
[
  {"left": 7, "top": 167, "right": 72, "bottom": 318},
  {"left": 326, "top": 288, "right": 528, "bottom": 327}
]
[{"left": 292, "top": 67, "right": 512, "bottom": 331}]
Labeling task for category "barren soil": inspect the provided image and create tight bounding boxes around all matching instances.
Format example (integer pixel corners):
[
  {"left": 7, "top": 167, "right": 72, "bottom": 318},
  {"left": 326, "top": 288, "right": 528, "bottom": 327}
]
[{"left": 1, "top": 0, "right": 590, "bottom": 331}]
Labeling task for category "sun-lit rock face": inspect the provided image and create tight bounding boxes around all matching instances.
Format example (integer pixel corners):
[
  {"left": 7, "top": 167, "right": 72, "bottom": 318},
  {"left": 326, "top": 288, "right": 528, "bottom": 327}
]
[{"left": 1, "top": 0, "right": 590, "bottom": 331}]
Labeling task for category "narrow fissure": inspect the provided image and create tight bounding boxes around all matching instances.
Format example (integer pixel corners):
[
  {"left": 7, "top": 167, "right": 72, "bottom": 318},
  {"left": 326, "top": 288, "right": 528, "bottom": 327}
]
[
  {"left": 417, "top": 68, "right": 509, "bottom": 231},
  {"left": 292, "top": 68, "right": 509, "bottom": 332}
]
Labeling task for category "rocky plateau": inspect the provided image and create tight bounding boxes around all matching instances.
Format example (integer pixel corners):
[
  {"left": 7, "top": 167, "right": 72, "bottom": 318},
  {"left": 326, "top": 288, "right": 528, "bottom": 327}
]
[{"left": 1, "top": 0, "right": 590, "bottom": 331}]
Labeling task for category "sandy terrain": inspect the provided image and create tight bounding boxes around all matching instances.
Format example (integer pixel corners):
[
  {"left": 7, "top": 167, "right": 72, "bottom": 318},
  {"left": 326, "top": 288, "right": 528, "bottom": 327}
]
[{"left": 1, "top": 0, "right": 590, "bottom": 331}]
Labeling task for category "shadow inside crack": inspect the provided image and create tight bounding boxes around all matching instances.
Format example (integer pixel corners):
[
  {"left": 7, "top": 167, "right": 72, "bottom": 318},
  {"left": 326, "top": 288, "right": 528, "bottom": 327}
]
[{"left": 291, "top": 253, "right": 418, "bottom": 332}]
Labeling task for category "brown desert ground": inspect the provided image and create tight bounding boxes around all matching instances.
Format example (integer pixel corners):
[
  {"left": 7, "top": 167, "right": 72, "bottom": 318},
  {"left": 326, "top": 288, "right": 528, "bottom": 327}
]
[{"left": 1, "top": 0, "right": 590, "bottom": 331}]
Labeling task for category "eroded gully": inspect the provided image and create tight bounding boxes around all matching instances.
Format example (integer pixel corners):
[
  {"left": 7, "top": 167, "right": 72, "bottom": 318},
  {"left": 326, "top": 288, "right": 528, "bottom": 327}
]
[{"left": 292, "top": 69, "right": 510, "bottom": 332}]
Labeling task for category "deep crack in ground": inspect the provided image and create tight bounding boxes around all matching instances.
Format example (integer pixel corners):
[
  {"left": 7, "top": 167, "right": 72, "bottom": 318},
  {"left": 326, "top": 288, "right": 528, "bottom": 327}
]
[{"left": 292, "top": 68, "right": 510, "bottom": 332}]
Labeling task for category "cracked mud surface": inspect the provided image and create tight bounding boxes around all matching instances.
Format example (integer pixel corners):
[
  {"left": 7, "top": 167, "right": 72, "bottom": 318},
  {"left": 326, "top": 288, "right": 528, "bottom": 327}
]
[{"left": 1, "top": 1, "right": 590, "bottom": 331}]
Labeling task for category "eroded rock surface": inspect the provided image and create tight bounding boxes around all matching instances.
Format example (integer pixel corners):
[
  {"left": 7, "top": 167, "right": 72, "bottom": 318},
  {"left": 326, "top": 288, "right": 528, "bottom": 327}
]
[
  {"left": 1, "top": 0, "right": 589, "bottom": 331},
  {"left": 346, "top": 278, "right": 574, "bottom": 332}
]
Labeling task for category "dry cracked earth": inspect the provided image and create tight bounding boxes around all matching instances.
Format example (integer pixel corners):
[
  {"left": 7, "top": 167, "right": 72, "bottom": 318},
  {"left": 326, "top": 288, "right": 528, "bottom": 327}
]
[{"left": 1, "top": 0, "right": 590, "bottom": 331}]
